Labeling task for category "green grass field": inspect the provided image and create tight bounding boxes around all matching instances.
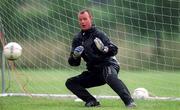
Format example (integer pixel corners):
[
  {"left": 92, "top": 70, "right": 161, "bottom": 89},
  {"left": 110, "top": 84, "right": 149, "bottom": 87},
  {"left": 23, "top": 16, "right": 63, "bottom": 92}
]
[
  {"left": 0, "top": 70, "right": 180, "bottom": 110},
  {"left": 0, "top": 97, "right": 180, "bottom": 110}
]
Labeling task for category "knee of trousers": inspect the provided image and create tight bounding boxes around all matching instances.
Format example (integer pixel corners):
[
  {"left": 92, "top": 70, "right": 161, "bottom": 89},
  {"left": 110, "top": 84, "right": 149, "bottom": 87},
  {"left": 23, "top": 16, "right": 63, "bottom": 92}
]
[
  {"left": 105, "top": 73, "right": 118, "bottom": 83},
  {"left": 65, "top": 78, "right": 75, "bottom": 89}
]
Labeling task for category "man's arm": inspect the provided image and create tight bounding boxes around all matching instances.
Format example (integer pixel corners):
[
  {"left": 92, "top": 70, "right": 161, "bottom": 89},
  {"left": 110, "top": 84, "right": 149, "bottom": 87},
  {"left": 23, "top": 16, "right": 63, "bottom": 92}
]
[
  {"left": 94, "top": 31, "right": 118, "bottom": 57},
  {"left": 68, "top": 36, "right": 82, "bottom": 66},
  {"left": 68, "top": 52, "right": 81, "bottom": 66}
]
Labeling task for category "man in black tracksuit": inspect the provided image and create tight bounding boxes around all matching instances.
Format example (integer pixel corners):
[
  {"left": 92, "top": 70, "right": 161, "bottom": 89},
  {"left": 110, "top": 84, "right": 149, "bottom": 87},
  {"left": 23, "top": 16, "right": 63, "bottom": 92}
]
[{"left": 65, "top": 9, "right": 136, "bottom": 108}]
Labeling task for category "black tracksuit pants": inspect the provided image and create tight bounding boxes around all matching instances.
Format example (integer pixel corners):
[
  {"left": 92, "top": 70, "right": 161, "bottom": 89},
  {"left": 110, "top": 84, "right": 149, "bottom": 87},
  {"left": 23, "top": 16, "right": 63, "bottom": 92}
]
[{"left": 65, "top": 64, "right": 134, "bottom": 105}]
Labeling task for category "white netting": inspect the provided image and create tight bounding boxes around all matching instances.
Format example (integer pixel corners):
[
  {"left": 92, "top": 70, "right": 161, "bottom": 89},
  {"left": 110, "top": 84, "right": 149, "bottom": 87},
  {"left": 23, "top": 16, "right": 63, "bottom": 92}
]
[{"left": 0, "top": 0, "right": 179, "bottom": 98}]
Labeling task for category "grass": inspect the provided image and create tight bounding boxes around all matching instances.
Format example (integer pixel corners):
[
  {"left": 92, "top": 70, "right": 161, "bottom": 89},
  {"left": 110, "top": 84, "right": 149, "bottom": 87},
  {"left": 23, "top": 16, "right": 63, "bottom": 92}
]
[
  {"left": 3, "top": 69, "right": 180, "bottom": 96},
  {"left": 0, "top": 96, "right": 180, "bottom": 110},
  {"left": 0, "top": 69, "right": 180, "bottom": 110}
]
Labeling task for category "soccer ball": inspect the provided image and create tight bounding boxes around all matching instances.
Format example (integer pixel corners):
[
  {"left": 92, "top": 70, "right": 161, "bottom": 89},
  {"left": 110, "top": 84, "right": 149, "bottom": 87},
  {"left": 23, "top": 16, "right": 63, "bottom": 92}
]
[
  {"left": 3, "top": 42, "right": 22, "bottom": 60},
  {"left": 132, "top": 88, "right": 149, "bottom": 99}
]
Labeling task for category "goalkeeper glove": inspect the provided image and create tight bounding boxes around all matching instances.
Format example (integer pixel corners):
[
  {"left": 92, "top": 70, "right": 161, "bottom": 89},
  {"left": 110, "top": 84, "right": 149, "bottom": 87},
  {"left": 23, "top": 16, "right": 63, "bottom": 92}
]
[
  {"left": 73, "top": 46, "right": 84, "bottom": 58},
  {"left": 94, "top": 37, "right": 108, "bottom": 53}
]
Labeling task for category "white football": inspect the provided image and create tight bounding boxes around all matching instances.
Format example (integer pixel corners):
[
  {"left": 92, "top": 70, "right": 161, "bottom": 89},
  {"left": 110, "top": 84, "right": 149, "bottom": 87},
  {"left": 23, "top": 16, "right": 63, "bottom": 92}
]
[
  {"left": 3, "top": 42, "right": 22, "bottom": 60},
  {"left": 132, "top": 88, "right": 149, "bottom": 99}
]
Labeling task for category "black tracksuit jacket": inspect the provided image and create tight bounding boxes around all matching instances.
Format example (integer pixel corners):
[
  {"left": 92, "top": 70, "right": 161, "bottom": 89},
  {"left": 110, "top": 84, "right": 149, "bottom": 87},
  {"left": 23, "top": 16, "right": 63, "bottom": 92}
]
[{"left": 68, "top": 26, "right": 119, "bottom": 70}]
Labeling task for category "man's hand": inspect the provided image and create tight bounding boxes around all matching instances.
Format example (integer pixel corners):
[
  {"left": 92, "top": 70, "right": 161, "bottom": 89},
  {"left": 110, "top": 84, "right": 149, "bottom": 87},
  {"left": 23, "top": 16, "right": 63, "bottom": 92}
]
[
  {"left": 94, "top": 37, "right": 108, "bottom": 53},
  {"left": 73, "top": 46, "right": 84, "bottom": 58}
]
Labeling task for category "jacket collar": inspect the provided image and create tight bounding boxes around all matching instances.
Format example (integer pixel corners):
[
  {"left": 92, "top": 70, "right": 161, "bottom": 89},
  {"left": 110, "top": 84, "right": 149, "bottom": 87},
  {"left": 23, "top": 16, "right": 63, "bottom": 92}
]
[{"left": 81, "top": 25, "right": 96, "bottom": 35}]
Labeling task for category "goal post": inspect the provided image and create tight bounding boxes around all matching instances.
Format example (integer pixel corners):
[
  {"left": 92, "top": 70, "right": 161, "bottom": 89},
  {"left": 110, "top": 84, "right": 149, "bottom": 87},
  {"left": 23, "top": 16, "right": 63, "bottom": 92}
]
[
  {"left": 0, "top": 16, "right": 6, "bottom": 94},
  {"left": 0, "top": 0, "right": 179, "bottom": 99}
]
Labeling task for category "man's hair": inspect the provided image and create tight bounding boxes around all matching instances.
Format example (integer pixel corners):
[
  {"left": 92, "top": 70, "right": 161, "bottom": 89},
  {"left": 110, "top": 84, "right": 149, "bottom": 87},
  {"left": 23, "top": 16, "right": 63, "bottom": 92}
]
[{"left": 78, "top": 9, "right": 93, "bottom": 17}]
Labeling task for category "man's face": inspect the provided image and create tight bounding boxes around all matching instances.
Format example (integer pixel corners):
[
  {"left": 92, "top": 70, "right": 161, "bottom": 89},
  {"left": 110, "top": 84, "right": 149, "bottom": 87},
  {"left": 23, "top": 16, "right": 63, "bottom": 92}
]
[{"left": 78, "top": 12, "right": 92, "bottom": 31}]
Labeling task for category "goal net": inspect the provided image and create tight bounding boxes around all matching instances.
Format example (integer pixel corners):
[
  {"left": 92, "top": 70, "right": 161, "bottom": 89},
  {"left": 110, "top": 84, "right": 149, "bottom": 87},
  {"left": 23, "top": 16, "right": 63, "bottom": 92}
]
[{"left": 0, "top": 0, "right": 179, "bottom": 100}]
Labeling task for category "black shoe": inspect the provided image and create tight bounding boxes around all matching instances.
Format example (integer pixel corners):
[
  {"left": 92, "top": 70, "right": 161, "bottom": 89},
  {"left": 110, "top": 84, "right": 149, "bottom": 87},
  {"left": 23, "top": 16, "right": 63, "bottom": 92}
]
[
  {"left": 85, "top": 101, "right": 100, "bottom": 107},
  {"left": 126, "top": 102, "right": 137, "bottom": 108}
]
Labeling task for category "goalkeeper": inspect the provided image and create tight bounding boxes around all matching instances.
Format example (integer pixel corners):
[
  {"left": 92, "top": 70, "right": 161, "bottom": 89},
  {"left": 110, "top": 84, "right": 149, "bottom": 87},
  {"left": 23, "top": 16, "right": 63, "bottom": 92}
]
[{"left": 65, "top": 9, "right": 136, "bottom": 108}]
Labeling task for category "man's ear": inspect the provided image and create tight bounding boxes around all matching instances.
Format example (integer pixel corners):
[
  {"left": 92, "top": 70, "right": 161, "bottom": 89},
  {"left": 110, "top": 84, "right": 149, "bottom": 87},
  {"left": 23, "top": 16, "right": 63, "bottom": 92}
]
[{"left": 90, "top": 15, "right": 93, "bottom": 20}]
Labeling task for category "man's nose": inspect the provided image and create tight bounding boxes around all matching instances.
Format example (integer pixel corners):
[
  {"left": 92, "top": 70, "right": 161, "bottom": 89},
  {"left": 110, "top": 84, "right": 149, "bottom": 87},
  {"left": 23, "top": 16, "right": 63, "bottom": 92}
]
[{"left": 81, "top": 19, "right": 85, "bottom": 23}]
